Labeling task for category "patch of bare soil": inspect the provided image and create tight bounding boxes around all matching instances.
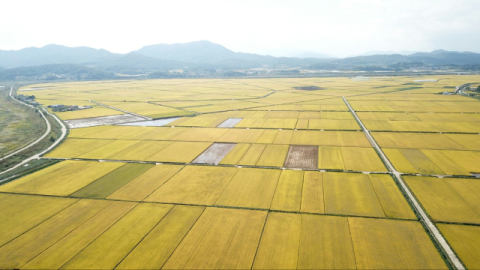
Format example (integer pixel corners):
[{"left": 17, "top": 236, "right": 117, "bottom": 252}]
[
  {"left": 284, "top": 145, "right": 318, "bottom": 169},
  {"left": 293, "top": 86, "right": 323, "bottom": 91}
]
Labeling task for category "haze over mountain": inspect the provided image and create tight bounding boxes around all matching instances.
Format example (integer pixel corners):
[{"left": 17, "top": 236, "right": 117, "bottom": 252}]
[
  {"left": 0, "top": 40, "right": 479, "bottom": 80},
  {"left": 296, "top": 51, "right": 333, "bottom": 59},
  {"left": 2, "top": 1, "right": 480, "bottom": 58},
  {"left": 360, "top": 50, "right": 417, "bottom": 56},
  {"left": 133, "top": 41, "right": 237, "bottom": 64},
  {"left": 0, "top": 44, "right": 117, "bottom": 68}
]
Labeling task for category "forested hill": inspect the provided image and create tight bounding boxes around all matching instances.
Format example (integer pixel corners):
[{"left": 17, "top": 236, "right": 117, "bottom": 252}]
[{"left": 0, "top": 41, "right": 479, "bottom": 79}]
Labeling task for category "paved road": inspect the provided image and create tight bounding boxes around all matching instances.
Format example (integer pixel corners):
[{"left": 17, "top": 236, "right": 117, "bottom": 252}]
[
  {"left": 0, "top": 87, "right": 51, "bottom": 162},
  {"left": 343, "top": 96, "right": 465, "bottom": 270},
  {"left": 454, "top": 83, "right": 471, "bottom": 95},
  {"left": 0, "top": 88, "right": 68, "bottom": 176}
]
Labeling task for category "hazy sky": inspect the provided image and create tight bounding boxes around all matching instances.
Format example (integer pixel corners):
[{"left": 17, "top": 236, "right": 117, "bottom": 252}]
[{"left": 2, "top": 0, "right": 480, "bottom": 57}]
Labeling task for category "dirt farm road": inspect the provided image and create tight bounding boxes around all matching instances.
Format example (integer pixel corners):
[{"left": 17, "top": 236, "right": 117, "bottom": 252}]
[
  {"left": 343, "top": 96, "right": 465, "bottom": 270},
  {"left": 0, "top": 87, "right": 52, "bottom": 162},
  {"left": 0, "top": 87, "right": 68, "bottom": 176},
  {"left": 89, "top": 100, "right": 152, "bottom": 120}
]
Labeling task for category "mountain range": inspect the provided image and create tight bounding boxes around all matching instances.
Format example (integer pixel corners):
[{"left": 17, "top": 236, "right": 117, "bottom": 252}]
[
  {"left": 359, "top": 50, "right": 417, "bottom": 56},
  {"left": 0, "top": 41, "right": 479, "bottom": 79}
]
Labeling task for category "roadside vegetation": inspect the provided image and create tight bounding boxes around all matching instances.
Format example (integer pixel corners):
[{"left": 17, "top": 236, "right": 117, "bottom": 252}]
[
  {"left": 0, "top": 86, "right": 64, "bottom": 183},
  {"left": 0, "top": 86, "right": 46, "bottom": 156}
]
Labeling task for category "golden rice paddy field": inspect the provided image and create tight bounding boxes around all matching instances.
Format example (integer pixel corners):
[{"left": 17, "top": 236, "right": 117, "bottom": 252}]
[
  {"left": 52, "top": 105, "right": 122, "bottom": 120},
  {"left": 404, "top": 176, "right": 480, "bottom": 224},
  {"left": 0, "top": 193, "right": 445, "bottom": 269},
  {"left": 3, "top": 75, "right": 480, "bottom": 269},
  {"left": 0, "top": 161, "right": 408, "bottom": 217}
]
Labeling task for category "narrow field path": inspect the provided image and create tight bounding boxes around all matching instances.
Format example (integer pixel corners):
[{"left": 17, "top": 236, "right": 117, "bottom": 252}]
[
  {"left": 343, "top": 96, "right": 465, "bottom": 270},
  {"left": 89, "top": 100, "right": 152, "bottom": 120}
]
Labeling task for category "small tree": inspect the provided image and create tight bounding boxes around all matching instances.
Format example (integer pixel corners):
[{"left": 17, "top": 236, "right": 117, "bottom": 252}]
[{"left": 477, "top": 85, "right": 480, "bottom": 92}]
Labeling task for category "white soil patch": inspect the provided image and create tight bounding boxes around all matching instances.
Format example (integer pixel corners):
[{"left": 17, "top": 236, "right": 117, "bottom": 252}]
[{"left": 65, "top": 114, "right": 145, "bottom": 129}]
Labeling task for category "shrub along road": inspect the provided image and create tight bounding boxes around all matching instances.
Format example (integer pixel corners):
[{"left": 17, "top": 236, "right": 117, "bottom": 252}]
[{"left": 0, "top": 87, "right": 67, "bottom": 178}]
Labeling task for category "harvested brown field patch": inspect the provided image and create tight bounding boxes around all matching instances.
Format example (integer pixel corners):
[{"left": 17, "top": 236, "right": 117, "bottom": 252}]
[{"left": 284, "top": 145, "right": 318, "bottom": 169}]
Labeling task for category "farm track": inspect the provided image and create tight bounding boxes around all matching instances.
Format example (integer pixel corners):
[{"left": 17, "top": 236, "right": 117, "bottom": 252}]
[
  {"left": 40, "top": 154, "right": 479, "bottom": 179},
  {"left": 0, "top": 190, "right": 418, "bottom": 222},
  {"left": 343, "top": 96, "right": 465, "bottom": 270},
  {"left": 41, "top": 156, "right": 392, "bottom": 174},
  {"left": 89, "top": 100, "right": 152, "bottom": 120},
  {"left": 0, "top": 87, "right": 68, "bottom": 176},
  {"left": 0, "top": 87, "right": 51, "bottom": 162},
  {"left": 146, "top": 101, "right": 198, "bottom": 115}
]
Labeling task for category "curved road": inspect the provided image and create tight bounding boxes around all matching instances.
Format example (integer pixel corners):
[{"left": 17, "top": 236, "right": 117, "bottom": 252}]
[
  {"left": 0, "top": 87, "right": 51, "bottom": 162},
  {"left": 0, "top": 87, "right": 68, "bottom": 176}
]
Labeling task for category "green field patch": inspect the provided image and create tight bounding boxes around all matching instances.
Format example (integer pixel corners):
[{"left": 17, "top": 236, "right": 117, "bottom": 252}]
[{"left": 71, "top": 163, "right": 154, "bottom": 198}]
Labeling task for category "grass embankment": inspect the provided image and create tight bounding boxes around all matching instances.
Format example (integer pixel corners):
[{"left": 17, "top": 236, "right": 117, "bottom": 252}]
[
  {"left": 0, "top": 87, "right": 64, "bottom": 183},
  {"left": 0, "top": 88, "right": 46, "bottom": 156}
]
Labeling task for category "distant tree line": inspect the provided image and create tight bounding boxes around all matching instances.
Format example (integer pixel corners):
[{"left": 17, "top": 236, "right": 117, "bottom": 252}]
[
  {"left": 0, "top": 64, "right": 116, "bottom": 81},
  {"left": 148, "top": 71, "right": 186, "bottom": 78}
]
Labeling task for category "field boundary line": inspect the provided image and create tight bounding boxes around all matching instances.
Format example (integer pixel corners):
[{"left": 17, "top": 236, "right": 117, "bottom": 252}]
[
  {"left": 39, "top": 156, "right": 394, "bottom": 175},
  {"left": 20, "top": 200, "right": 117, "bottom": 268},
  {"left": 343, "top": 96, "right": 465, "bottom": 270},
  {"left": 89, "top": 100, "right": 152, "bottom": 120},
  {"left": 211, "top": 169, "right": 241, "bottom": 206},
  {"left": 43, "top": 155, "right": 480, "bottom": 178},
  {"left": 136, "top": 165, "right": 187, "bottom": 201},
  {"left": 146, "top": 101, "right": 198, "bottom": 115},
  {"left": 0, "top": 190, "right": 420, "bottom": 222},
  {"left": 55, "top": 200, "right": 136, "bottom": 269},
  {"left": 250, "top": 211, "right": 270, "bottom": 269},
  {"left": 0, "top": 198, "right": 84, "bottom": 250},
  {"left": 153, "top": 206, "right": 207, "bottom": 269},
  {"left": 366, "top": 175, "right": 388, "bottom": 218},
  {"left": 111, "top": 205, "right": 176, "bottom": 270},
  {"left": 346, "top": 218, "right": 359, "bottom": 269}
]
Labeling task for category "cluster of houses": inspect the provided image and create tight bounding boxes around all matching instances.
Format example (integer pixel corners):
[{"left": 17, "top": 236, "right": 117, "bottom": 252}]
[
  {"left": 47, "top": 104, "right": 93, "bottom": 112},
  {"left": 16, "top": 94, "right": 40, "bottom": 106},
  {"left": 15, "top": 94, "right": 94, "bottom": 112}
]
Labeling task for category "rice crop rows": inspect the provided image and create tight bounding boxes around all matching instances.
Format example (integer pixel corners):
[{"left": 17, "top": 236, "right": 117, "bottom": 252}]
[{"left": 5, "top": 76, "right": 480, "bottom": 268}]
